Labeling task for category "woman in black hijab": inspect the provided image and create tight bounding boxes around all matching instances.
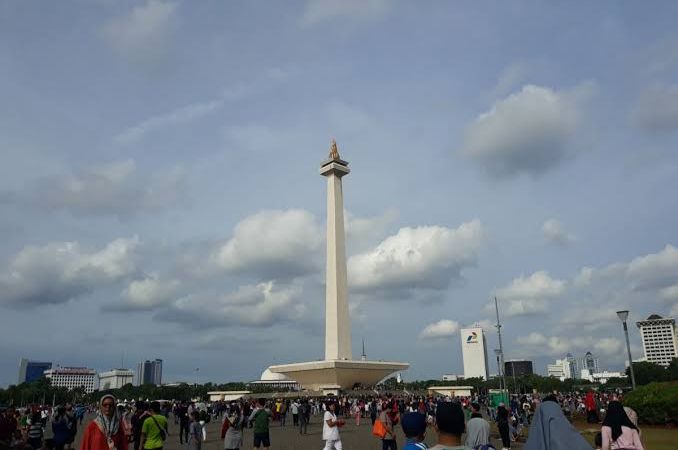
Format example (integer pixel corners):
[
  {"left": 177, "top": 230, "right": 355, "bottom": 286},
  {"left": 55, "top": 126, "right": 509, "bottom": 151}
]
[
  {"left": 601, "top": 401, "right": 643, "bottom": 450},
  {"left": 497, "top": 403, "right": 511, "bottom": 450}
]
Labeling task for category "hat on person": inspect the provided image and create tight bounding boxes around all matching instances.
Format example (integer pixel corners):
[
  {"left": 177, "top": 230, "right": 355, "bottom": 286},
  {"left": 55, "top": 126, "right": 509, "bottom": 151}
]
[{"left": 401, "top": 412, "right": 427, "bottom": 437}]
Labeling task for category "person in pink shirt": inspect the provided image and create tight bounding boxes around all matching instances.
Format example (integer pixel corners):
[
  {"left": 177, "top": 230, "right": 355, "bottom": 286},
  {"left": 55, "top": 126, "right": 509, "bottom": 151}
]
[{"left": 601, "top": 401, "right": 643, "bottom": 450}]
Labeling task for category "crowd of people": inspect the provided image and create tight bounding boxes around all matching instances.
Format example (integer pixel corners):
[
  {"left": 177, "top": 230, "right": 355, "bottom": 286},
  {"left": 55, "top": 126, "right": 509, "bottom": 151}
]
[{"left": 0, "top": 389, "right": 652, "bottom": 450}]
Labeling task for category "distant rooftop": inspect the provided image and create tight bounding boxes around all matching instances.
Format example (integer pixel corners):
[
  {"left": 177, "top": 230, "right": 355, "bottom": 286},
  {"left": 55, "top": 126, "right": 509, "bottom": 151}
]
[{"left": 647, "top": 314, "right": 663, "bottom": 320}]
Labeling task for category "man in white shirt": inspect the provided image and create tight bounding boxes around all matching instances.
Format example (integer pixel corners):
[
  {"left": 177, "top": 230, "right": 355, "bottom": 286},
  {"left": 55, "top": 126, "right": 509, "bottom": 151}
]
[{"left": 322, "top": 402, "right": 344, "bottom": 450}]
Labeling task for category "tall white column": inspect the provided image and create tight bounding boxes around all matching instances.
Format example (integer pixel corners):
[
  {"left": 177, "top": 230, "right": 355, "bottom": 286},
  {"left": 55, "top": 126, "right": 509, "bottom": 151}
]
[{"left": 320, "top": 142, "right": 352, "bottom": 361}]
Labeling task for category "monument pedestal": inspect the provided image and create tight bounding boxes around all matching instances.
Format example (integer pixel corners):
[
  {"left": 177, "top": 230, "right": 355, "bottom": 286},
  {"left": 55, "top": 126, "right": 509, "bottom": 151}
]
[{"left": 268, "top": 359, "right": 409, "bottom": 391}]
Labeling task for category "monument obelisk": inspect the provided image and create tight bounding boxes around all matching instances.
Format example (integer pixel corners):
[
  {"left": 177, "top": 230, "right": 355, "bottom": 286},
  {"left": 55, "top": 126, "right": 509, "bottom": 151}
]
[
  {"left": 268, "top": 140, "right": 408, "bottom": 393},
  {"left": 321, "top": 139, "right": 352, "bottom": 360}
]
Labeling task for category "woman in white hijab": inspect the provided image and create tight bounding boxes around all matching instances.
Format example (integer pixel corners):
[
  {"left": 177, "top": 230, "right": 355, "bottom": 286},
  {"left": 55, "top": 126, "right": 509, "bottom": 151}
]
[{"left": 80, "top": 394, "right": 128, "bottom": 450}]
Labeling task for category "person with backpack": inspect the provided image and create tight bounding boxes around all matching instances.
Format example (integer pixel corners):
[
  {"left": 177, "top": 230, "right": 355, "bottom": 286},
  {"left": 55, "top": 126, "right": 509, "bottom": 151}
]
[
  {"left": 379, "top": 400, "right": 400, "bottom": 450},
  {"left": 247, "top": 399, "right": 271, "bottom": 450},
  {"left": 140, "top": 402, "right": 168, "bottom": 450}
]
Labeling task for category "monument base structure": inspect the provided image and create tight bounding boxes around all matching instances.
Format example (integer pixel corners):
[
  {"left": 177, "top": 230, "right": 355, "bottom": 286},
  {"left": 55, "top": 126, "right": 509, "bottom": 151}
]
[
  {"left": 266, "top": 142, "right": 409, "bottom": 394},
  {"left": 268, "top": 360, "right": 409, "bottom": 393}
]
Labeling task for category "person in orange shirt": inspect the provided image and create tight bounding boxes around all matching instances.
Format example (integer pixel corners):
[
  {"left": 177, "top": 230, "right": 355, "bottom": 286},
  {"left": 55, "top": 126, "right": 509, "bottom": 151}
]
[{"left": 80, "top": 394, "right": 128, "bottom": 450}]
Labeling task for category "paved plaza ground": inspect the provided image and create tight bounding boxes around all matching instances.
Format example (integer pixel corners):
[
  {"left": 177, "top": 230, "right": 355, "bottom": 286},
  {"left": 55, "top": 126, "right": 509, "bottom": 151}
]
[
  {"left": 66, "top": 413, "right": 516, "bottom": 450},
  {"left": 64, "top": 413, "right": 677, "bottom": 450}
]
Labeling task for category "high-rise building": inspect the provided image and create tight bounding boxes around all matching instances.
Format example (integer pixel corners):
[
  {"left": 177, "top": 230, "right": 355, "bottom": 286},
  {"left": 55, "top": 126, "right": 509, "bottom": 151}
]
[
  {"left": 504, "top": 359, "right": 534, "bottom": 377},
  {"left": 99, "top": 369, "right": 134, "bottom": 390},
  {"left": 579, "top": 351, "right": 600, "bottom": 374},
  {"left": 564, "top": 353, "right": 579, "bottom": 379},
  {"left": 136, "top": 359, "right": 163, "bottom": 385},
  {"left": 636, "top": 314, "right": 678, "bottom": 366},
  {"left": 18, "top": 358, "right": 52, "bottom": 384},
  {"left": 44, "top": 367, "right": 96, "bottom": 393},
  {"left": 547, "top": 361, "right": 565, "bottom": 379},
  {"left": 460, "top": 327, "right": 489, "bottom": 380}
]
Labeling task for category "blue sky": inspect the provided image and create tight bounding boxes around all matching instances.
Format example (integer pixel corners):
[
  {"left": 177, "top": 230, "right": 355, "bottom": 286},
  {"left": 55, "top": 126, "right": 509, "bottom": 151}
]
[{"left": 1, "top": 0, "right": 678, "bottom": 386}]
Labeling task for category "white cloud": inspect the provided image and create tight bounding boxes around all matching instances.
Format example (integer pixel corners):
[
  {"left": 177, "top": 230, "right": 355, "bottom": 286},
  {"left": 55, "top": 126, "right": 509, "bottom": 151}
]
[
  {"left": 103, "top": 0, "right": 178, "bottom": 61},
  {"left": 215, "top": 209, "right": 323, "bottom": 279},
  {"left": 115, "top": 99, "right": 224, "bottom": 145},
  {"left": 348, "top": 219, "right": 485, "bottom": 294},
  {"left": 118, "top": 274, "right": 180, "bottom": 311},
  {"left": 542, "top": 218, "right": 577, "bottom": 245},
  {"left": 0, "top": 238, "right": 139, "bottom": 308},
  {"left": 419, "top": 319, "right": 460, "bottom": 340},
  {"left": 14, "top": 160, "right": 187, "bottom": 217},
  {"left": 156, "top": 281, "right": 305, "bottom": 328},
  {"left": 301, "top": 0, "right": 390, "bottom": 26},
  {"left": 660, "top": 284, "right": 678, "bottom": 302},
  {"left": 632, "top": 83, "right": 678, "bottom": 132},
  {"left": 115, "top": 70, "right": 289, "bottom": 144},
  {"left": 461, "top": 83, "right": 594, "bottom": 177},
  {"left": 516, "top": 332, "right": 622, "bottom": 357},
  {"left": 494, "top": 271, "right": 566, "bottom": 316}
]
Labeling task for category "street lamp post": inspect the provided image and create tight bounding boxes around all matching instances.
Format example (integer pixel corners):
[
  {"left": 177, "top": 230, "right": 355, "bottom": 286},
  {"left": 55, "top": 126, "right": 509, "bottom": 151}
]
[{"left": 616, "top": 310, "right": 637, "bottom": 390}]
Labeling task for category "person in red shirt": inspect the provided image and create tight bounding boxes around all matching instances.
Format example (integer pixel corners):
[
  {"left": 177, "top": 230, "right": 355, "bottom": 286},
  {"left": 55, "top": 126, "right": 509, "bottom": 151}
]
[{"left": 80, "top": 395, "right": 128, "bottom": 450}]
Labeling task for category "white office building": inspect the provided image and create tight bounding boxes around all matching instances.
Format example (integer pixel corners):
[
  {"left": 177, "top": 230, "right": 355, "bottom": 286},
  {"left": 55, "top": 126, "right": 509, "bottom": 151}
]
[
  {"left": 44, "top": 367, "right": 97, "bottom": 393},
  {"left": 460, "top": 327, "right": 489, "bottom": 380},
  {"left": 636, "top": 314, "right": 677, "bottom": 367},
  {"left": 580, "top": 369, "right": 626, "bottom": 384},
  {"left": 547, "top": 356, "right": 578, "bottom": 381},
  {"left": 99, "top": 369, "right": 134, "bottom": 390}
]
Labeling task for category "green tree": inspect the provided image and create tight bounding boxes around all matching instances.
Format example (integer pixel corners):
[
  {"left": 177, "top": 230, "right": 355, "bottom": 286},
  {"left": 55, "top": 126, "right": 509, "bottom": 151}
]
[{"left": 627, "top": 361, "right": 669, "bottom": 386}]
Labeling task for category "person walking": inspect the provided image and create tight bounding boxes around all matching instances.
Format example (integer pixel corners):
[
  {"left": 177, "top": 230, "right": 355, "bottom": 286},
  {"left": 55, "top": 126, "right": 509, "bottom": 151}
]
[
  {"left": 80, "top": 394, "right": 128, "bottom": 450},
  {"left": 322, "top": 402, "right": 345, "bottom": 450},
  {"left": 291, "top": 400, "right": 299, "bottom": 427},
  {"left": 496, "top": 404, "right": 511, "bottom": 450},
  {"left": 523, "top": 396, "right": 592, "bottom": 450},
  {"left": 429, "top": 402, "right": 466, "bottom": 450},
  {"left": 27, "top": 413, "right": 44, "bottom": 450},
  {"left": 178, "top": 404, "right": 189, "bottom": 445},
  {"left": 379, "top": 401, "right": 400, "bottom": 450},
  {"left": 53, "top": 407, "right": 73, "bottom": 450},
  {"left": 221, "top": 404, "right": 244, "bottom": 450},
  {"left": 131, "top": 402, "right": 151, "bottom": 450},
  {"left": 465, "top": 403, "right": 491, "bottom": 450},
  {"left": 248, "top": 398, "right": 271, "bottom": 450},
  {"left": 298, "top": 401, "right": 309, "bottom": 435},
  {"left": 187, "top": 412, "right": 202, "bottom": 450},
  {"left": 140, "top": 402, "right": 168, "bottom": 450}
]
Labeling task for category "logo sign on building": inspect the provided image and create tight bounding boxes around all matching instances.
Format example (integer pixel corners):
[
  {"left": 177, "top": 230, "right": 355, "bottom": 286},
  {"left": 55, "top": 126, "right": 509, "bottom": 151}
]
[{"left": 466, "top": 332, "right": 479, "bottom": 344}]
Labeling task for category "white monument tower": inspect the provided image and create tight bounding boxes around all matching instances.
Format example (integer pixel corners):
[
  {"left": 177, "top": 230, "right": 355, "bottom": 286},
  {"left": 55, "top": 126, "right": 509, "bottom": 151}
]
[
  {"left": 321, "top": 139, "right": 352, "bottom": 361},
  {"left": 269, "top": 141, "right": 408, "bottom": 393}
]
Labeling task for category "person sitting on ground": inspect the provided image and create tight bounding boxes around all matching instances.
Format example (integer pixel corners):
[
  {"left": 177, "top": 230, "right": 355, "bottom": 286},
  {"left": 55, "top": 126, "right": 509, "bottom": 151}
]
[
  {"left": 401, "top": 412, "right": 428, "bottom": 450},
  {"left": 429, "top": 402, "right": 466, "bottom": 450}
]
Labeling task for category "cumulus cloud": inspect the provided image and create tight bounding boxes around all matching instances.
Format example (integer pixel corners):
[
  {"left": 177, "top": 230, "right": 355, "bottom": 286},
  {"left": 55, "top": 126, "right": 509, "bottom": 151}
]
[
  {"left": 215, "top": 209, "right": 323, "bottom": 279},
  {"left": 516, "top": 332, "right": 622, "bottom": 357},
  {"left": 112, "top": 274, "right": 180, "bottom": 311},
  {"left": 0, "top": 238, "right": 139, "bottom": 308},
  {"left": 103, "top": 0, "right": 178, "bottom": 62},
  {"left": 542, "top": 219, "right": 576, "bottom": 245},
  {"left": 632, "top": 83, "right": 678, "bottom": 132},
  {"left": 348, "top": 219, "right": 485, "bottom": 295},
  {"left": 493, "top": 271, "right": 566, "bottom": 316},
  {"left": 301, "top": 0, "right": 390, "bottom": 26},
  {"left": 461, "top": 83, "right": 594, "bottom": 177},
  {"left": 6, "top": 160, "right": 187, "bottom": 218},
  {"left": 419, "top": 319, "right": 460, "bottom": 340},
  {"left": 155, "top": 281, "right": 305, "bottom": 328}
]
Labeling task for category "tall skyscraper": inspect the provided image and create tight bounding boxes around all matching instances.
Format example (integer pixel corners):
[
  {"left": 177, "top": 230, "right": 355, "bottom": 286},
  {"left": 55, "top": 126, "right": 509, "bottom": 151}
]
[
  {"left": 18, "top": 358, "right": 52, "bottom": 384},
  {"left": 564, "top": 353, "right": 579, "bottom": 379},
  {"left": 460, "top": 327, "right": 489, "bottom": 380},
  {"left": 636, "top": 314, "right": 677, "bottom": 366},
  {"left": 136, "top": 359, "right": 163, "bottom": 385},
  {"left": 579, "top": 351, "right": 600, "bottom": 374}
]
